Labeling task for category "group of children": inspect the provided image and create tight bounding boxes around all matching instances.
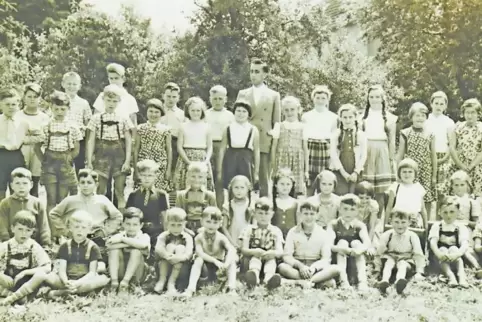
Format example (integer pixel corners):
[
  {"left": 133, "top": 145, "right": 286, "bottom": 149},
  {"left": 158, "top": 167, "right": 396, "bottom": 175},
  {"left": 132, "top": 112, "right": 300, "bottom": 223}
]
[{"left": 0, "top": 60, "right": 482, "bottom": 306}]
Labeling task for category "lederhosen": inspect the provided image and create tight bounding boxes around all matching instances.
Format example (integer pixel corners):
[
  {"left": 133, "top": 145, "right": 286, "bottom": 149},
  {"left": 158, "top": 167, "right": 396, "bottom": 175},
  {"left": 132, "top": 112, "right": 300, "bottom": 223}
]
[
  {"left": 4, "top": 242, "right": 34, "bottom": 291},
  {"left": 65, "top": 239, "right": 95, "bottom": 280},
  {"left": 40, "top": 124, "right": 77, "bottom": 187},
  {"left": 437, "top": 225, "right": 460, "bottom": 249},
  {"left": 334, "top": 220, "right": 361, "bottom": 245},
  {"left": 92, "top": 114, "right": 128, "bottom": 179},
  {"left": 222, "top": 125, "right": 254, "bottom": 189}
]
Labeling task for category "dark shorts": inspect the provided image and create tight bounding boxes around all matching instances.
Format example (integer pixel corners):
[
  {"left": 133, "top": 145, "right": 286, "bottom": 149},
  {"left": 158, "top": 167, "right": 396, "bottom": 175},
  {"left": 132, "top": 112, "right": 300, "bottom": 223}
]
[
  {"left": 0, "top": 149, "right": 25, "bottom": 191},
  {"left": 40, "top": 150, "right": 78, "bottom": 186},
  {"left": 93, "top": 140, "right": 128, "bottom": 179},
  {"left": 200, "top": 261, "right": 219, "bottom": 283},
  {"left": 4, "top": 269, "right": 33, "bottom": 291}
]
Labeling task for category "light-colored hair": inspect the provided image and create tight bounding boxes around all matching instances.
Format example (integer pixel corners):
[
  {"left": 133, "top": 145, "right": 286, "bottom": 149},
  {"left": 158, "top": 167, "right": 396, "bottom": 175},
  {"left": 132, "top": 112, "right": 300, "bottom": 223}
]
[
  {"left": 430, "top": 91, "right": 448, "bottom": 104},
  {"left": 461, "top": 98, "right": 482, "bottom": 115},
  {"left": 449, "top": 170, "right": 472, "bottom": 193},
  {"left": 103, "top": 84, "right": 123, "bottom": 98},
  {"left": 106, "top": 63, "right": 126, "bottom": 76},
  {"left": 397, "top": 158, "right": 418, "bottom": 178},
  {"left": 316, "top": 170, "right": 337, "bottom": 188},
  {"left": 165, "top": 207, "right": 187, "bottom": 223},
  {"left": 184, "top": 96, "right": 207, "bottom": 119},
  {"left": 338, "top": 103, "right": 358, "bottom": 118},
  {"left": 69, "top": 210, "right": 93, "bottom": 227},
  {"left": 24, "top": 83, "right": 42, "bottom": 97},
  {"left": 136, "top": 159, "right": 160, "bottom": 173},
  {"left": 209, "top": 85, "right": 227, "bottom": 96},
  {"left": 62, "top": 72, "right": 81, "bottom": 83},
  {"left": 311, "top": 85, "right": 332, "bottom": 100},
  {"left": 408, "top": 102, "right": 429, "bottom": 119},
  {"left": 281, "top": 96, "right": 301, "bottom": 109},
  {"left": 187, "top": 161, "right": 208, "bottom": 175}
]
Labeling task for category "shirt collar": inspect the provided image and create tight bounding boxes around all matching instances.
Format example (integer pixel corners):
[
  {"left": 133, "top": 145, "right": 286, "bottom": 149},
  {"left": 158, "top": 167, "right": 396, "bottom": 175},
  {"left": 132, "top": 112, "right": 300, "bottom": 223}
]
[
  {"left": 141, "top": 186, "right": 154, "bottom": 194},
  {"left": 294, "top": 223, "right": 321, "bottom": 234},
  {"left": 2, "top": 114, "right": 16, "bottom": 121},
  {"left": 11, "top": 194, "right": 30, "bottom": 202},
  {"left": 393, "top": 229, "right": 409, "bottom": 237},
  {"left": 340, "top": 218, "right": 354, "bottom": 228},
  {"left": 165, "top": 105, "right": 179, "bottom": 111},
  {"left": 252, "top": 83, "right": 266, "bottom": 90}
]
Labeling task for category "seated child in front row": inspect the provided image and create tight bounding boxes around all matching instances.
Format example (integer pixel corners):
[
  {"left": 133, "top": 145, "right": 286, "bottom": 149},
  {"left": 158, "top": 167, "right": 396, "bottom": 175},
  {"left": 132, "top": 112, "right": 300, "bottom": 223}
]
[
  {"left": 240, "top": 197, "right": 284, "bottom": 290},
  {"left": 375, "top": 211, "right": 425, "bottom": 295},
  {"left": 44, "top": 211, "right": 109, "bottom": 298},
  {"left": 474, "top": 224, "right": 482, "bottom": 279},
  {"left": 0, "top": 211, "right": 51, "bottom": 306},
  {"left": 429, "top": 197, "right": 470, "bottom": 288},
  {"left": 327, "top": 194, "right": 371, "bottom": 291},
  {"left": 107, "top": 208, "right": 151, "bottom": 294},
  {"left": 183, "top": 207, "right": 237, "bottom": 297},
  {"left": 278, "top": 200, "right": 341, "bottom": 288},
  {"left": 154, "top": 208, "right": 193, "bottom": 295}
]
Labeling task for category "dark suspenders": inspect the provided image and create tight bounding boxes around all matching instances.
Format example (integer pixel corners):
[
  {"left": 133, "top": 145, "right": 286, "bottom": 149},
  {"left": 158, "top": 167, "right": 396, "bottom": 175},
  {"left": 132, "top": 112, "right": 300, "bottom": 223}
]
[
  {"left": 227, "top": 125, "right": 253, "bottom": 149},
  {"left": 100, "top": 113, "right": 121, "bottom": 141}
]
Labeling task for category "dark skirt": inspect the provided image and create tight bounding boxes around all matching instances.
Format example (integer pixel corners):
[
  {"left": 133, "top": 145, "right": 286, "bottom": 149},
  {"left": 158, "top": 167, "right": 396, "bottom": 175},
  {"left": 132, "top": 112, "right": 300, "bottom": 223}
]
[{"left": 222, "top": 147, "right": 254, "bottom": 189}]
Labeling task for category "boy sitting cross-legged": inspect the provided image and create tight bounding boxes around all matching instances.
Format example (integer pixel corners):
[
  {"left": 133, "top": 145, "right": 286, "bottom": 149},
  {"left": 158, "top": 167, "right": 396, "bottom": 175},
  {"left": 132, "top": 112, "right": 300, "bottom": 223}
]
[
  {"left": 107, "top": 207, "right": 151, "bottom": 294},
  {"left": 0, "top": 211, "right": 51, "bottom": 305},
  {"left": 278, "top": 200, "right": 341, "bottom": 289},
  {"left": 183, "top": 207, "right": 237, "bottom": 297},
  {"left": 44, "top": 210, "right": 110, "bottom": 298},
  {"left": 154, "top": 207, "right": 193, "bottom": 295}
]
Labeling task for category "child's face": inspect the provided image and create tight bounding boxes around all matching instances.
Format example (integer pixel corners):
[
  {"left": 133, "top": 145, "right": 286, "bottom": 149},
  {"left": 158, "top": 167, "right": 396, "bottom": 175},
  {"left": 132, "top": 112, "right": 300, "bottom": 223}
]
[
  {"left": 167, "top": 220, "right": 184, "bottom": 235},
  {"left": 440, "top": 204, "right": 459, "bottom": 224},
  {"left": 107, "top": 72, "right": 124, "bottom": 86},
  {"left": 70, "top": 220, "right": 91, "bottom": 241},
  {"left": 391, "top": 216, "right": 409, "bottom": 234},
  {"left": 399, "top": 167, "right": 415, "bottom": 183},
  {"left": 103, "top": 94, "right": 121, "bottom": 111},
  {"left": 452, "top": 179, "right": 468, "bottom": 196},
  {"left": 339, "top": 203, "right": 358, "bottom": 222},
  {"left": 431, "top": 97, "right": 446, "bottom": 115},
  {"left": 163, "top": 89, "right": 179, "bottom": 108},
  {"left": 78, "top": 175, "right": 97, "bottom": 196},
  {"left": 464, "top": 106, "right": 478, "bottom": 124},
  {"left": 234, "top": 106, "right": 249, "bottom": 123},
  {"left": 1, "top": 97, "right": 20, "bottom": 117},
  {"left": 188, "top": 171, "right": 206, "bottom": 189},
  {"left": 276, "top": 176, "right": 293, "bottom": 197},
  {"left": 411, "top": 111, "right": 427, "bottom": 127},
  {"left": 231, "top": 181, "right": 249, "bottom": 200},
  {"left": 283, "top": 102, "right": 298, "bottom": 120},
  {"left": 51, "top": 103, "right": 68, "bottom": 119},
  {"left": 312, "top": 93, "right": 329, "bottom": 106},
  {"left": 340, "top": 110, "right": 356, "bottom": 128},
  {"left": 23, "top": 90, "right": 40, "bottom": 109},
  {"left": 12, "top": 223, "right": 34, "bottom": 243},
  {"left": 188, "top": 103, "right": 203, "bottom": 121},
  {"left": 318, "top": 177, "right": 335, "bottom": 195},
  {"left": 299, "top": 208, "right": 317, "bottom": 226},
  {"left": 11, "top": 177, "right": 32, "bottom": 197},
  {"left": 210, "top": 93, "right": 226, "bottom": 110},
  {"left": 254, "top": 207, "right": 273, "bottom": 226},
  {"left": 146, "top": 107, "right": 162, "bottom": 123},
  {"left": 62, "top": 77, "right": 81, "bottom": 95},
  {"left": 139, "top": 170, "right": 156, "bottom": 189},
  {"left": 368, "top": 89, "right": 383, "bottom": 108},
  {"left": 123, "top": 217, "right": 142, "bottom": 236},
  {"left": 202, "top": 216, "right": 222, "bottom": 233},
  {"left": 357, "top": 193, "right": 371, "bottom": 206}
]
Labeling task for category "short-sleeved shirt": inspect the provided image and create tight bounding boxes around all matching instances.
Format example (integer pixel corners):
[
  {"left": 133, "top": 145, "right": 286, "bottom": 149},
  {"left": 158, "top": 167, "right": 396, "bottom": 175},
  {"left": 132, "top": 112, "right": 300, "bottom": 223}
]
[
  {"left": 425, "top": 114, "right": 455, "bottom": 153},
  {"left": 284, "top": 224, "right": 330, "bottom": 261},
  {"left": 205, "top": 108, "right": 234, "bottom": 141},
  {"left": 87, "top": 112, "right": 133, "bottom": 141},
  {"left": 301, "top": 108, "right": 338, "bottom": 141},
  {"left": 428, "top": 221, "right": 469, "bottom": 247},
  {"left": 43, "top": 120, "right": 82, "bottom": 152},
  {"left": 93, "top": 88, "right": 139, "bottom": 120},
  {"left": 240, "top": 224, "right": 284, "bottom": 251},
  {"left": 67, "top": 95, "right": 92, "bottom": 138},
  {"left": 389, "top": 182, "right": 425, "bottom": 214},
  {"left": 112, "top": 231, "right": 151, "bottom": 257},
  {"left": 227, "top": 122, "right": 255, "bottom": 150},
  {"left": 182, "top": 120, "right": 210, "bottom": 149},
  {"left": 57, "top": 239, "right": 101, "bottom": 279},
  {"left": 16, "top": 110, "right": 50, "bottom": 144},
  {"left": 160, "top": 106, "right": 185, "bottom": 138},
  {"left": 0, "top": 238, "right": 51, "bottom": 272}
]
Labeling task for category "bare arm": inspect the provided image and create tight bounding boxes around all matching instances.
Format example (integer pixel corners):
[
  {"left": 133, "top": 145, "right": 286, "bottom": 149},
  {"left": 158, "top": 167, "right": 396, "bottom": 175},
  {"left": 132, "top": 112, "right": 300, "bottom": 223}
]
[
  {"left": 448, "top": 128, "right": 464, "bottom": 169},
  {"left": 177, "top": 126, "right": 190, "bottom": 163}
]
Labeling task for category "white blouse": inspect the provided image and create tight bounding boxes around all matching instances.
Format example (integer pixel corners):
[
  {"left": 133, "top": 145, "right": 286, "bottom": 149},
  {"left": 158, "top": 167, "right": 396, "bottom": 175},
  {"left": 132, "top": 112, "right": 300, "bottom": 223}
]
[
  {"left": 301, "top": 108, "right": 338, "bottom": 141},
  {"left": 182, "top": 120, "right": 209, "bottom": 149},
  {"left": 425, "top": 114, "right": 455, "bottom": 153},
  {"left": 228, "top": 122, "right": 254, "bottom": 150},
  {"left": 363, "top": 109, "right": 397, "bottom": 140},
  {"left": 389, "top": 182, "right": 425, "bottom": 214}
]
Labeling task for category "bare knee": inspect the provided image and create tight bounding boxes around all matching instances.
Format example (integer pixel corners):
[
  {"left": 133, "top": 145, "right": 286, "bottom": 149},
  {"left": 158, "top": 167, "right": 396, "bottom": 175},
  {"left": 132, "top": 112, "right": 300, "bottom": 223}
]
[
  {"left": 350, "top": 240, "right": 362, "bottom": 248},
  {"left": 193, "top": 256, "right": 204, "bottom": 267},
  {"left": 174, "top": 245, "right": 186, "bottom": 255},
  {"left": 448, "top": 246, "right": 460, "bottom": 254},
  {"left": 337, "top": 240, "right": 349, "bottom": 248},
  {"left": 396, "top": 260, "right": 409, "bottom": 270}
]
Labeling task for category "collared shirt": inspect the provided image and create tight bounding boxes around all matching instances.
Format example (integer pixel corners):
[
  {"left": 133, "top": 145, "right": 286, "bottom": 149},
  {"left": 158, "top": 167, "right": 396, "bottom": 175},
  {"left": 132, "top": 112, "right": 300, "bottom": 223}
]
[
  {"left": 205, "top": 108, "right": 234, "bottom": 141},
  {"left": 0, "top": 114, "right": 28, "bottom": 150},
  {"left": 16, "top": 110, "right": 50, "bottom": 145},
  {"left": 93, "top": 87, "right": 139, "bottom": 120},
  {"left": 126, "top": 188, "right": 169, "bottom": 229},
  {"left": 456, "top": 194, "right": 480, "bottom": 224},
  {"left": 0, "top": 238, "right": 51, "bottom": 273},
  {"left": 43, "top": 120, "right": 82, "bottom": 152},
  {"left": 87, "top": 112, "right": 133, "bottom": 141},
  {"left": 160, "top": 106, "right": 185, "bottom": 138},
  {"left": 284, "top": 224, "right": 330, "bottom": 262},
  {"left": 301, "top": 108, "right": 338, "bottom": 140},
  {"left": 252, "top": 83, "right": 267, "bottom": 106},
  {"left": 67, "top": 95, "right": 92, "bottom": 138},
  {"left": 330, "top": 128, "right": 368, "bottom": 174},
  {"left": 227, "top": 122, "right": 255, "bottom": 149},
  {"left": 239, "top": 223, "right": 284, "bottom": 251},
  {"left": 426, "top": 114, "right": 455, "bottom": 153},
  {"left": 112, "top": 230, "right": 151, "bottom": 256},
  {"left": 57, "top": 238, "right": 101, "bottom": 279},
  {"left": 377, "top": 229, "right": 425, "bottom": 272},
  {"left": 306, "top": 194, "right": 341, "bottom": 227},
  {"left": 428, "top": 221, "right": 469, "bottom": 246}
]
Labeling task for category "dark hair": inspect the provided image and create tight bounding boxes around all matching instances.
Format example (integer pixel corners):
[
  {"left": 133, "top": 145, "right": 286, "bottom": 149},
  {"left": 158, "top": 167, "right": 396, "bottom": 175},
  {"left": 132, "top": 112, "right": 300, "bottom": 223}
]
[
  {"left": 251, "top": 58, "right": 269, "bottom": 73},
  {"left": 233, "top": 101, "right": 252, "bottom": 117},
  {"left": 49, "top": 90, "right": 70, "bottom": 107},
  {"left": 339, "top": 193, "right": 360, "bottom": 207},
  {"left": 391, "top": 210, "right": 410, "bottom": 221},
  {"left": 11, "top": 167, "right": 32, "bottom": 181},
  {"left": 78, "top": 169, "right": 99, "bottom": 183},
  {"left": 299, "top": 200, "right": 319, "bottom": 212},
  {"left": 0, "top": 88, "right": 20, "bottom": 101},
  {"left": 202, "top": 206, "right": 223, "bottom": 221},
  {"left": 146, "top": 98, "right": 165, "bottom": 116},
  {"left": 164, "top": 82, "right": 180, "bottom": 93},
  {"left": 123, "top": 207, "right": 144, "bottom": 222},
  {"left": 227, "top": 175, "right": 252, "bottom": 223},
  {"left": 362, "top": 85, "right": 389, "bottom": 136},
  {"left": 12, "top": 210, "right": 36, "bottom": 229},
  {"left": 354, "top": 181, "right": 375, "bottom": 198},
  {"left": 272, "top": 168, "right": 296, "bottom": 212}
]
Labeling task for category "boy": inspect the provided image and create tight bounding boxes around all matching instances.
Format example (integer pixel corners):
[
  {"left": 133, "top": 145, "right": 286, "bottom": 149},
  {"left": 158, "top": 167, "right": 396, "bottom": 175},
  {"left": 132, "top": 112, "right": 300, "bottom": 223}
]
[
  {"left": 205, "top": 85, "right": 234, "bottom": 207},
  {"left": 44, "top": 210, "right": 110, "bottom": 298},
  {"left": 154, "top": 207, "right": 193, "bottom": 294},
  {"left": 301, "top": 85, "right": 338, "bottom": 196},
  {"left": 0, "top": 87, "right": 29, "bottom": 202},
  {"left": 0, "top": 168, "right": 51, "bottom": 247},
  {"left": 160, "top": 82, "right": 184, "bottom": 173},
  {"left": 183, "top": 207, "right": 237, "bottom": 297},
  {"left": 107, "top": 208, "right": 151, "bottom": 293},
  {"left": 375, "top": 211, "right": 425, "bottom": 295},
  {"left": 127, "top": 160, "right": 169, "bottom": 258},
  {"left": 86, "top": 84, "right": 134, "bottom": 211},
  {"left": 327, "top": 194, "right": 371, "bottom": 290},
  {"left": 49, "top": 169, "right": 122, "bottom": 243},
  {"left": 62, "top": 72, "right": 92, "bottom": 174},
  {"left": 0, "top": 211, "right": 51, "bottom": 305},
  {"left": 429, "top": 197, "right": 470, "bottom": 288},
  {"left": 278, "top": 200, "right": 341, "bottom": 288},
  {"left": 240, "top": 197, "right": 284, "bottom": 290}
]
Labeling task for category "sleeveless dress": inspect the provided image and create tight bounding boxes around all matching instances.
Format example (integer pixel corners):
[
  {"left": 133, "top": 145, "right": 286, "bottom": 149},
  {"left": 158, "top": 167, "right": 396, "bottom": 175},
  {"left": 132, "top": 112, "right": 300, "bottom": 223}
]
[{"left": 136, "top": 122, "right": 171, "bottom": 191}]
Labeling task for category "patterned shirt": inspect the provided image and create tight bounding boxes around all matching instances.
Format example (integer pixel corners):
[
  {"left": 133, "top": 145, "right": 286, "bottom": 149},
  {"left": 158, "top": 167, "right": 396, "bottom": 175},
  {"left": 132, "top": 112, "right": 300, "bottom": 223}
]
[
  {"left": 87, "top": 112, "right": 133, "bottom": 141},
  {"left": 240, "top": 224, "right": 284, "bottom": 251},
  {"left": 67, "top": 95, "right": 92, "bottom": 138},
  {"left": 0, "top": 238, "right": 51, "bottom": 273},
  {"left": 43, "top": 120, "right": 82, "bottom": 152},
  {"left": 377, "top": 229, "right": 425, "bottom": 273}
]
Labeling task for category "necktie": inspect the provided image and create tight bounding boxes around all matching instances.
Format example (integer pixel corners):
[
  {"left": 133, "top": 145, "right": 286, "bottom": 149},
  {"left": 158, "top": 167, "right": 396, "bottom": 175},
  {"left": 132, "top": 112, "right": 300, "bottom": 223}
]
[{"left": 143, "top": 188, "right": 151, "bottom": 206}]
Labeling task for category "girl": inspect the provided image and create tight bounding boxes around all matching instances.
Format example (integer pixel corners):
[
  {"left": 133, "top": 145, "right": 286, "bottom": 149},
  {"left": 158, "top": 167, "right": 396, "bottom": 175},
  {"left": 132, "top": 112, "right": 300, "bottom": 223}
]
[
  {"left": 174, "top": 97, "right": 213, "bottom": 191},
  {"left": 425, "top": 91, "right": 455, "bottom": 203},
  {"left": 306, "top": 170, "right": 340, "bottom": 228},
  {"left": 354, "top": 181, "right": 380, "bottom": 241},
  {"left": 222, "top": 175, "right": 253, "bottom": 249},
  {"left": 133, "top": 98, "right": 172, "bottom": 191},
  {"left": 397, "top": 102, "right": 437, "bottom": 217},
  {"left": 218, "top": 100, "right": 260, "bottom": 191},
  {"left": 330, "top": 104, "right": 368, "bottom": 195},
  {"left": 362, "top": 85, "right": 397, "bottom": 215},
  {"left": 271, "top": 96, "right": 309, "bottom": 195},
  {"left": 271, "top": 168, "right": 299, "bottom": 238},
  {"left": 35, "top": 91, "right": 82, "bottom": 214},
  {"left": 385, "top": 158, "right": 428, "bottom": 230},
  {"left": 448, "top": 98, "right": 482, "bottom": 196},
  {"left": 16, "top": 83, "right": 50, "bottom": 197}
]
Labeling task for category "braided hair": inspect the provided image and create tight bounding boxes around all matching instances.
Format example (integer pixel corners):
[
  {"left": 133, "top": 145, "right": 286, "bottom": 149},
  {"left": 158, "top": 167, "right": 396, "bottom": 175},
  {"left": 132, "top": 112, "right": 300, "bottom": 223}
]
[
  {"left": 362, "top": 85, "right": 389, "bottom": 136},
  {"left": 272, "top": 168, "right": 296, "bottom": 212},
  {"left": 337, "top": 104, "right": 360, "bottom": 151},
  {"left": 227, "top": 175, "right": 253, "bottom": 224}
]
